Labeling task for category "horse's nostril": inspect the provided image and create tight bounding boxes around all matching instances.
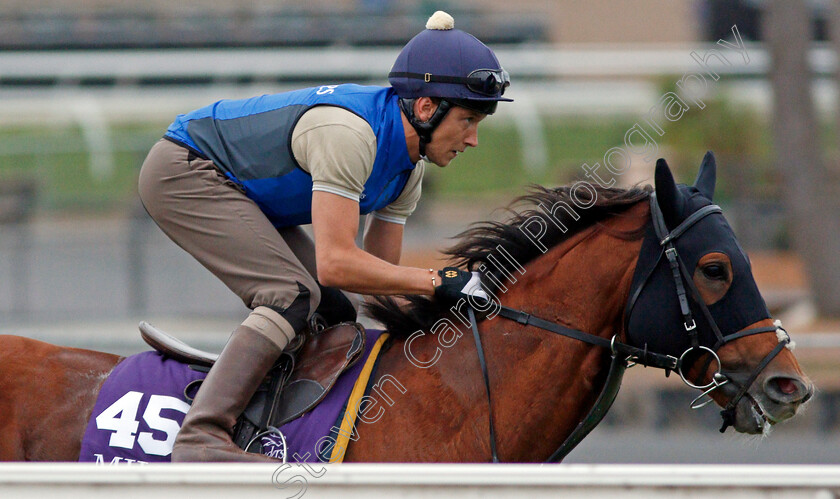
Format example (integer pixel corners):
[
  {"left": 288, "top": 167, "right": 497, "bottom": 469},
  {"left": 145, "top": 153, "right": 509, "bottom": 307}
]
[
  {"left": 766, "top": 376, "right": 811, "bottom": 403},
  {"left": 776, "top": 378, "right": 797, "bottom": 395}
]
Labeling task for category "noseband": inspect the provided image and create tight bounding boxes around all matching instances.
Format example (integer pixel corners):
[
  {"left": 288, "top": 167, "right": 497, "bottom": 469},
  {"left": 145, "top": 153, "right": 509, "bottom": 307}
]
[{"left": 465, "top": 193, "right": 790, "bottom": 463}]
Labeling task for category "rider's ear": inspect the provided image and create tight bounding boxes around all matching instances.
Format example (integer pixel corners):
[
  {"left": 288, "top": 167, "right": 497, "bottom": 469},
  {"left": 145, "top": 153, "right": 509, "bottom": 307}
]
[
  {"left": 654, "top": 158, "right": 681, "bottom": 230},
  {"left": 694, "top": 151, "right": 717, "bottom": 201},
  {"left": 414, "top": 97, "right": 439, "bottom": 123}
]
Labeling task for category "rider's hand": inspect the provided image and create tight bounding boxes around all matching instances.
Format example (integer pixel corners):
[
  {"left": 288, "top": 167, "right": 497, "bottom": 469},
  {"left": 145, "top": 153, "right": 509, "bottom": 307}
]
[{"left": 434, "top": 267, "right": 489, "bottom": 304}]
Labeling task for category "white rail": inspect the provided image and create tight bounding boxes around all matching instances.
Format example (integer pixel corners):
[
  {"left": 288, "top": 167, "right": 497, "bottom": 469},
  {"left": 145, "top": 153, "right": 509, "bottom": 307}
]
[
  {"left": 0, "top": 45, "right": 749, "bottom": 81},
  {"left": 0, "top": 43, "right": 828, "bottom": 81},
  {"left": 0, "top": 463, "right": 838, "bottom": 498}
]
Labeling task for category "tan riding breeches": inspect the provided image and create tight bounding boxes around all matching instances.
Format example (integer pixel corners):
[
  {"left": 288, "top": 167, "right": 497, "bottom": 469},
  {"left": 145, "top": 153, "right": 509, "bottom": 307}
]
[{"left": 137, "top": 139, "right": 321, "bottom": 346}]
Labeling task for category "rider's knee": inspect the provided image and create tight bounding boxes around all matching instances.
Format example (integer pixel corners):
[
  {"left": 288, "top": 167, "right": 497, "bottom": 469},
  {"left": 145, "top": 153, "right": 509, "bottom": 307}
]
[
  {"left": 251, "top": 281, "right": 321, "bottom": 335},
  {"left": 242, "top": 306, "right": 296, "bottom": 348}
]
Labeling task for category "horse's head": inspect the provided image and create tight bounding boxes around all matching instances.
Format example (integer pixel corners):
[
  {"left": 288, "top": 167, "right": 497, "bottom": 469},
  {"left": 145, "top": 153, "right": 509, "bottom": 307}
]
[{"left": 626, "top": 152, "right": 813, "bottom": 434}]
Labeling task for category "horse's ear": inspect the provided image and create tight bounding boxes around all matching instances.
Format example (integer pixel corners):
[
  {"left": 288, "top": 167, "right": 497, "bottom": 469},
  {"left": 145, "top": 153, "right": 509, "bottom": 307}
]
[
  {"left": 654, "top": 158, "right": 681, "bottom": 229},
  {"left": 694, "top": 150, "right": 716, "bottom": 201}
]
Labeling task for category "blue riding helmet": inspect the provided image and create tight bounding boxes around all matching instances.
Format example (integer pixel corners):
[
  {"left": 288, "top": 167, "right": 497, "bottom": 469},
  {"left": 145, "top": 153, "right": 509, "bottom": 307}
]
[{"left": 389, "top": 11, "right": 512, "bottom": 157}]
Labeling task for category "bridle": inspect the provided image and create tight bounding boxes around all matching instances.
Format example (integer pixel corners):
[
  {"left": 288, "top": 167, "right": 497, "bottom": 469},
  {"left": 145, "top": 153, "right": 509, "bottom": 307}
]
[
  {"left": 643, "top": 193, "right": 790, "bottom": 431},
  {"left": 464, "top": 193, "right": 791, "bottom": 463}
]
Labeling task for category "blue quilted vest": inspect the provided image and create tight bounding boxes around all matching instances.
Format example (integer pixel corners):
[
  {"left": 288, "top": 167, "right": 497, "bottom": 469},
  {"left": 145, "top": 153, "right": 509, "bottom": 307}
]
[{"left": 164, "top": 84, "right": 416, "bottom": 228}]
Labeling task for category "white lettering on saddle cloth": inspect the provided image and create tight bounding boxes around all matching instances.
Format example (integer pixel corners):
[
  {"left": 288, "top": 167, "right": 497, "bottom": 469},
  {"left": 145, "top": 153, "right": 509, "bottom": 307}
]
[
  {"left": 262, "top": 433, "right": 287, "bottom": 460},
  {"left": 93, "top": 454, "right": 149, "bottom": 465},
  {"left": 94, "top": 390, "right": 190, "bottom": 458},
  {"left": 79, "top": 351, "right": 210, "bottom": 463}
]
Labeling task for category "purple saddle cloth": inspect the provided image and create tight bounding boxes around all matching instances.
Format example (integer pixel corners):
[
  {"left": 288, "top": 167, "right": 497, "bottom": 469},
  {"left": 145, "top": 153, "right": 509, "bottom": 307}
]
[{"left": 79, "top": 329, "right": 384, "bottom": 464}]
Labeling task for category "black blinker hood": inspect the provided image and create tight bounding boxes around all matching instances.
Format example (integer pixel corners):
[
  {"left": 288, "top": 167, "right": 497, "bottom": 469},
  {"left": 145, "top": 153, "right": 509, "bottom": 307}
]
[{"left": 624, "top": 152, "right": 771, "bottom": 357}]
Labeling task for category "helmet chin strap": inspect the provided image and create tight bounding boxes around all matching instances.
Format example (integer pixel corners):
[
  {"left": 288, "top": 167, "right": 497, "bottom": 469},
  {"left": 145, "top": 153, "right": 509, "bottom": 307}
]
[{"left": 399, "top": 98, "right": 453, "bottom": 159}]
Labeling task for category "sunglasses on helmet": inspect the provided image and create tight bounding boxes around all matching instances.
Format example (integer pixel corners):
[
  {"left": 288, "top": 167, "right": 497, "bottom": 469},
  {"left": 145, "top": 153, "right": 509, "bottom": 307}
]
[{"left": 389, "top": 68, "right": 510, "bottom": 97}]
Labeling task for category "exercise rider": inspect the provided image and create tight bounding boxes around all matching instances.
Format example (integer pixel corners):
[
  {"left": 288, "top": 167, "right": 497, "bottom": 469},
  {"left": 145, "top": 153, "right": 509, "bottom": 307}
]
[{"left": 137, "top": 11, "right": 510, "bottom": 462}]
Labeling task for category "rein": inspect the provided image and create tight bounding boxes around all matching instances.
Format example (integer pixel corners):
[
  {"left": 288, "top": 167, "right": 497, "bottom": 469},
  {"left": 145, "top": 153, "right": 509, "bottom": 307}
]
[{"left": 464, "top": 193, "right": 790, "bottom": 463}]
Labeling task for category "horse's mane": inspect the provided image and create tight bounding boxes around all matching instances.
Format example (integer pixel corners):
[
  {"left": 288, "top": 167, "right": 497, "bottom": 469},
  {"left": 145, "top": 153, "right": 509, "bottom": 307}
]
[{"left": 365, "top": 184, "right": 653, "bottom": 339}]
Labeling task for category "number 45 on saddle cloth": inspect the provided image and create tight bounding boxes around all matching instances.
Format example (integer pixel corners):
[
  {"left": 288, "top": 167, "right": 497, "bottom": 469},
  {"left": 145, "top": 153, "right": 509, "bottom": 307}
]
[{"left": 78, "top": 326, "right": 388, "bottom": 464}]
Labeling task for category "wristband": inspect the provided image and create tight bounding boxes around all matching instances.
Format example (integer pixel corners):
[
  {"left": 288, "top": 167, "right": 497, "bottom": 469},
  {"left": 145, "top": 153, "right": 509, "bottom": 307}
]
[{"left": 429, "top": 268, "right": 437, "bottom": 287}]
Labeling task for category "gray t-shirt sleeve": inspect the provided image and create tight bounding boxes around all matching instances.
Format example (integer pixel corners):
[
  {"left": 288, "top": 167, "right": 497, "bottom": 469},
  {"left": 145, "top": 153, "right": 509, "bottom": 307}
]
[
  {"left": 372, "top": 161, "right": 425, "bottom": 225},
  {"left": 291, "top": 106, "right": 377, "bottom": 201}
]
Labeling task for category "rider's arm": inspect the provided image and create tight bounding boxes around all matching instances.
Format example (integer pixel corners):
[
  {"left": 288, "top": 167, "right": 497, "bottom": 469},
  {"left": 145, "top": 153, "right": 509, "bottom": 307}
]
[
  {"left": 372, "top": 161, "right": 424, "bottom": 226},
  {"left": 312, "top": 191, "right": 433, "bottom": 295},
  {"left": 293, "top": 107, "right": 434, "bottom": 295},
  {"left": 292, "top": 106, "right": 373, "bottom": 200},
  {"left": 364, "top": 160, "right": 424, "bottom": 265},
  {"left": 364, "top": 216, "right": 404, "bottom": 265}
]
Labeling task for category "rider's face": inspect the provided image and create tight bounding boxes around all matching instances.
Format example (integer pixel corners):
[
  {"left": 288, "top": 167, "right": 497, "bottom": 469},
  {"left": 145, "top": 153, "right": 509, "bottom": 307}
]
[{"left": 424, "top": 105, "right": 486, "bottom": 167}]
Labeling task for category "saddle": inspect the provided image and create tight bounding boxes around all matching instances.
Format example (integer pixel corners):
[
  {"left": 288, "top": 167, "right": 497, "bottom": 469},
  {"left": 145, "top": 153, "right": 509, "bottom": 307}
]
[{"left": 139, "top": 316, "right": 366, "bottom": 454}]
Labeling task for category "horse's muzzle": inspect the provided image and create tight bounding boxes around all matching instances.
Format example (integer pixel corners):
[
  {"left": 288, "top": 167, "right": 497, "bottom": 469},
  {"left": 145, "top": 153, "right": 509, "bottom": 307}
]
[{"left": 722, "top": 370, "right": 813, "bottom": 433}]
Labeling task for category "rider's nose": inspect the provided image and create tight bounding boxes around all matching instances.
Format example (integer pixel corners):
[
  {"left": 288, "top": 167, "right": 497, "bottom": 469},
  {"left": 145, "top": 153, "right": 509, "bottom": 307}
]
[{"left": 465, "top": 129, "right": 478, "bottom": 148}]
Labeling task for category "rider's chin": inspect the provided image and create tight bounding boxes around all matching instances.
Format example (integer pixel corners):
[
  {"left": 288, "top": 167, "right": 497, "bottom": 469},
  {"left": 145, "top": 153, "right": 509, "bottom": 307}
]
[{"left": 431, "top": 155, "right": 451, "bottom": 168}]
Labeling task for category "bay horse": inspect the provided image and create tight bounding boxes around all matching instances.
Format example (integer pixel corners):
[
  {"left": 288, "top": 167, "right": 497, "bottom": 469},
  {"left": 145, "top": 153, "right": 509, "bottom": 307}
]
[{"left": 0, "top": 154, "right": 813, "bottom": 462}]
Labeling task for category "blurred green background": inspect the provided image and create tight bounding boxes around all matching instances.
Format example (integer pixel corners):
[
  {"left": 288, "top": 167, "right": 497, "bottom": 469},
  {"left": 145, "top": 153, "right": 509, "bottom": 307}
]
[{"left": 0, "top": 89, "right": 812, "bottom": 213}]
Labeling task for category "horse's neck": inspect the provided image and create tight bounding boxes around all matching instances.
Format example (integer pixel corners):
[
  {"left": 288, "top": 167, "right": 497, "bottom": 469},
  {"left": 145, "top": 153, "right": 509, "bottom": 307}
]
[
  {"left": 348, "top": 202, "right": 648, "bottom": 463},
  {"left": 502, "top": 203, "right": 648, "bottom": 342},
  {"left": 480, "top": 204, "right": 646, "bottom": 461}
]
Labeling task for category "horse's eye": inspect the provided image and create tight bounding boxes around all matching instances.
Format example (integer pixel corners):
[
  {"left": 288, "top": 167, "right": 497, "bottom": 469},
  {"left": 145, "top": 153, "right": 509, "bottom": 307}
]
[{"left": 702, "top": 263, "right": 728, "bottom": 281}]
